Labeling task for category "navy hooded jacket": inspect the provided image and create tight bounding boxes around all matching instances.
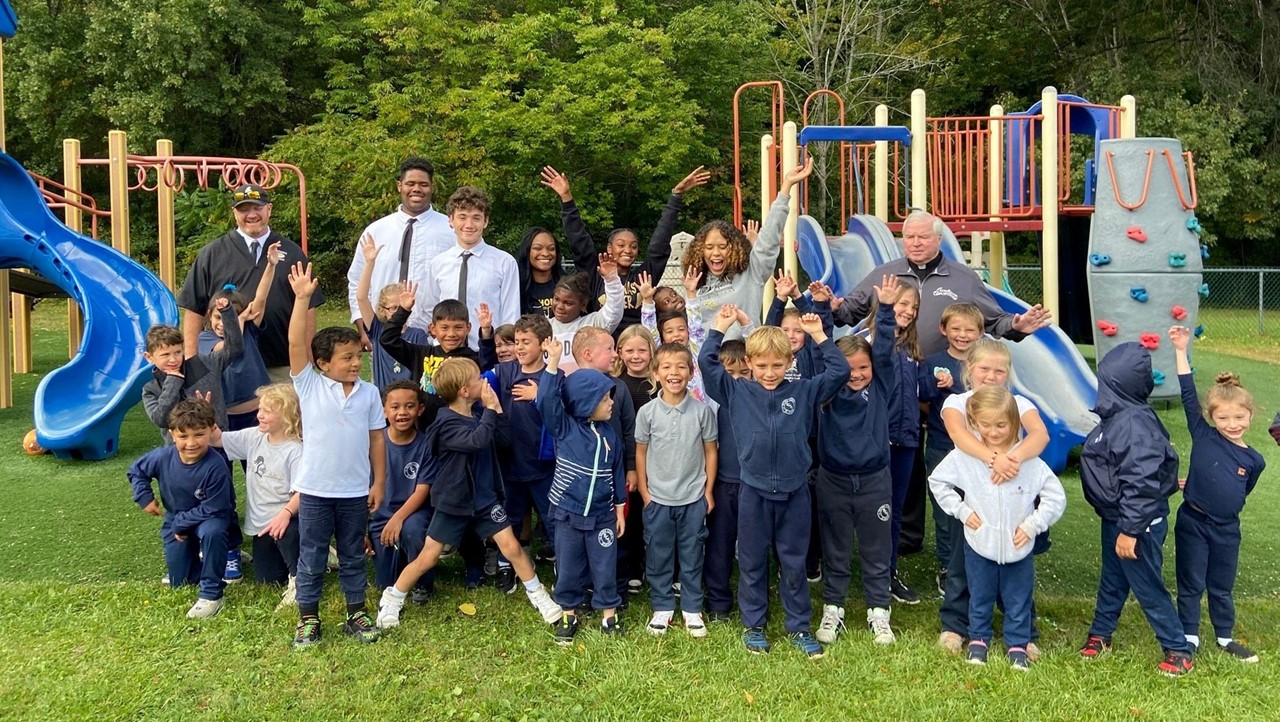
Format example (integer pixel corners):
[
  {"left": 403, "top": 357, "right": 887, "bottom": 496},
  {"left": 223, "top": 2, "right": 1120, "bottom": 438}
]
[
  {"left": 485, "top": 361, "right": 556, "bottom": 483},
  {"left": 423, "top": 406, "right": 504, "bottom": 517},
  {"left": 1080, "top": 343, "right": 1179, "bottom": 536},
  {"left": 538, "top": 368, "right": 626, "bottom": 518},
  {"left": 701, "top": 328, "right": 850, "bottom": 494},
  {"left": 818, "top": 304, "right": 895, "bottom": 474}
]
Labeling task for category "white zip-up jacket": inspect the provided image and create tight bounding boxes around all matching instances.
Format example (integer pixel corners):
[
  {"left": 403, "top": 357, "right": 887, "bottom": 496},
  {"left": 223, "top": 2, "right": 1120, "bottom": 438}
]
[{"left": 929, "top": 448, "right": 1066, "bottom": 564}]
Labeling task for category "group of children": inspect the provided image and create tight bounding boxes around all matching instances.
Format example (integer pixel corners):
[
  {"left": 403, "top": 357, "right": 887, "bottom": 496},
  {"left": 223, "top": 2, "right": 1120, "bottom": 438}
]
[{"left": 125, "top": 163, "right": 1272, "bottom": 673}]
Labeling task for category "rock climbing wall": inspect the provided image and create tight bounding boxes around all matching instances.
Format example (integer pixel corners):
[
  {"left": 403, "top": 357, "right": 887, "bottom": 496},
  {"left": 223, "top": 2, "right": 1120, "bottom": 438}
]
[{"left": 1088, "top": 138, "right": 1205, "bottom": 399}]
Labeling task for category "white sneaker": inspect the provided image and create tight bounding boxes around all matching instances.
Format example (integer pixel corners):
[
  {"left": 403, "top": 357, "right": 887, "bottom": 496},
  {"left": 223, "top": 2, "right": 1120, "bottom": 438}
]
[
  {"left": 376, "top": 587, "right": 406, "bottom": 629},
  {"left": 275, "top": 576, "right": 297, "bottom": 612},
  {"left": 648, "top": 610, "right": 674, "bottom": 635},
  {"left": 527, "top": 585, "right": 562, "bottom": 625},
  {"left": 816, "top": 604, "right": 845, "bottom": 644},
  {"left": 187, "top": 597, "right": 224, "bottom": 619},
  {"left": 683, "top": 612, "right": 708, "bottom": 638},
  {"left": 867, "top": 607, "right": 895, "bottom": 645}
]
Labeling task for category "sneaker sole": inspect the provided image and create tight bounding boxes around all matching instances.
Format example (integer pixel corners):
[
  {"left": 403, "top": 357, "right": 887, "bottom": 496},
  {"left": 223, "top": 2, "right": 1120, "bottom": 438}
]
[
  {"left": 745, "top": 646, "right": 770, "bottom": 655},
  {"left": 344, "top": 628, "right": 380, "bottom": 643},
  {"left": 966, "top": 658, "right": 986, "bottom": 666},
  {"left": 891, "top": 593, "right": 920, "bottom": 605}
]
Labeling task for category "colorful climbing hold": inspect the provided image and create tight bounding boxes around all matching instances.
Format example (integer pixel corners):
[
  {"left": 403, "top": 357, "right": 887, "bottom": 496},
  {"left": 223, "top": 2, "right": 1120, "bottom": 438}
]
[
  {"left": 1194, "top": 325, "right": 1205, "bottom": 338},
  {"left": 1152, "top": 370, "right": 1166, "bottom": 385},
  {"left": 1096, "top": 320, "right": 1118, "bottom": 337},
  {"left": 1197, "top": 283, "right": 1210, "bottom": 299},
  {"left": 1186, "top": 216, "right": 1202, "bottom": 234},
  {"left": 1139, "top": 333, "right": 1160, "bottom": 350},
  {"left": 1200, "top": 245, "right": 1210, "bottom": 260},
  {"left": 1169, "top": 252, "right": 1187, "bottom": 268},
  {"left": 1171, "top": 305, "right": 1187, "bottom": 320},
  {"left": 1089, "top": 253, "right": 1112, "bottom": 267},
  {"left": 1129, "top": 287, "right": 1149, "bottom": 303},
  {"left": 1126, "top": 226, "right": 1148, "bottom": 243}
]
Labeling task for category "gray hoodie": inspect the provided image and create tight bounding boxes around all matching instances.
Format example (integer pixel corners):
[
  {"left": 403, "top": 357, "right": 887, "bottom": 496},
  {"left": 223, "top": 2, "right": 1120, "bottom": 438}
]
[{"left": 929, "top": 449, "right": 1066, "bottom": 564}]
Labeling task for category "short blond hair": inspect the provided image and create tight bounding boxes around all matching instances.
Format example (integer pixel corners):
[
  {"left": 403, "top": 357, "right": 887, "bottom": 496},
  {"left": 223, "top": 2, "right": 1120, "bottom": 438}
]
[
  {"left": 962, "top": 338, "right": 1012, "bottom": 388},
  {"left": 571, "top": 326, "right": 613, "bottom": 364},
  {"left": 745, "top": 326, "right": 792, "bottom": 363},
  {"left": 256, "top": 383, "right": 302, "bottom": 441},
  {"left": 965, "top": 386, "right": 1022, "bottom": 438},
  {"left": 433, "top": 357, "right": 480, "bottom": 403}
]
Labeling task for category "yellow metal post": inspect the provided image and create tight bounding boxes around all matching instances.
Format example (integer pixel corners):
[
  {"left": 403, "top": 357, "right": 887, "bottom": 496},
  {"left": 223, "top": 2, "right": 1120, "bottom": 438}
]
[
  {"left": 988, "top": 104, "right": 1006, "bottom": 281},
  {"left": 910, "top": 89, "right": 927, "bottom": 212},
  {"left": 0, "top": 37, "right": 11, "bottom": 406},
  {"left": 760, "top": 134, "right": 776, "bottom": 318},
  {"left": 63, "top": 139, "right": 84, "bottom": 357},
  {"left": 782, "top": 121, "right": 799, "bottom": 283},
  {"left": 874, "top": 104, "right": 889, "bottom": 222},
  {"left": 107, "top": 130, "right": 131, "bottom": 255},
  {"left": 156, "top": 139, "right": 176, "bottom": 290},
  {"left": 1041, "top": 87, "right": 1060, "bottom": 320},
  {"left": 1120, "top": 95, "right": 1137, "bottom": 139}
]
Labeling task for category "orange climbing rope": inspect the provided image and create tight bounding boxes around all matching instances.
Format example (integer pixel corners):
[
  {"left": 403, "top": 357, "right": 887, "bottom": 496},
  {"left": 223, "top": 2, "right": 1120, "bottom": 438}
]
[
  {"left": 1163, "top": 149, "right": 1199, "bottom": 210},
  {"left": 1105, "top": 149, "right": 1154, "bottom": 211}
]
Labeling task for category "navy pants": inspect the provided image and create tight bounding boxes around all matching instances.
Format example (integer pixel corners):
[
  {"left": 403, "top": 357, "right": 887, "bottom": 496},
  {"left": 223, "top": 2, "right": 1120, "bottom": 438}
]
[
  {"left": 503, "top": 474, "right": 554, "bottom": 565},
  {"left": 296, "top": 494, "right": 369, "bottom": 611},
  {"left": 1175, "top": 503, "right": 1241, "bottom": 639},
  {"left": 250, "top": 516, "right": 299, "bottom": 584},
  {"left": 704, "top": 481, "right": 741, "bottom": 614},
  {"left": 552, "top": 508, "right": 622, "bottom": 611},
  {"left": 816, "top": 467, "right": 892, "bottom": 609},
  {"left": 369, "top": 507, "right": 432, "bottom": 590},
  {"left": 738, "top": 484, "right": 812, "bottom": 633},
  {"left": 940, "top": 514, "right": 1040, "bottom": 642},
  {"left": 965, "top": 544, "right": 1035, "bottom": 647},
  {"left": 1089, "top": 519, "right": 1191, "bottom": 653},
  {"left": 163, "top": 515, "right": 229, "bottom": 600},
  {"left": 924, "top": 446, "right": 952, "bottom": 568},
  {"left": 644, "top": 499, "right": 708, "bottom": 613},
  {"left": 888, "top": 444, "right": 917, "bottom": 574},
  {"left": 617, "top": 489, "right": 646, "bottom": 595}
]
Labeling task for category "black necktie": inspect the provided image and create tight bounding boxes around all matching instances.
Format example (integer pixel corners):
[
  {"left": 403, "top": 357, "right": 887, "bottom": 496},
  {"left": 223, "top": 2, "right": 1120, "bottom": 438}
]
[
  {"left": 398, "top": 217, "right": 417, "bottom": 282},
  {"left": 457, "top": 251, "right": 473, "bottom": 309},
  {"left": 250, "top": 240, "right": 261, "bottom": 264}
]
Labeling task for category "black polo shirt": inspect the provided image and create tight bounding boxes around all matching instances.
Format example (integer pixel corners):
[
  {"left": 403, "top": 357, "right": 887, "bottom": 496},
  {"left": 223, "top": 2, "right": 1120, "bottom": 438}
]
[{"left": 177, "top": 229, "right": 324, "bottom": 368}]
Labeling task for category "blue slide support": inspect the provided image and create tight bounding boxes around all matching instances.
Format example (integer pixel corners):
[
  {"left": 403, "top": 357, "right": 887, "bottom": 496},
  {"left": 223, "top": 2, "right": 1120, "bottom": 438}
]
[
  {"left": 0, "top": 150, "right": 178, "bottom": 459},
  {"left": 797, "top": 214, "right": 1098, "bottom": 472}
]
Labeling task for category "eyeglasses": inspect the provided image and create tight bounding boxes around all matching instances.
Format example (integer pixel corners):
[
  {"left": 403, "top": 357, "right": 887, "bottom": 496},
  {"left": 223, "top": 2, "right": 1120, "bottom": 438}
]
[{"left": 233, "top": 189, "right": 263, "bottom": 201}]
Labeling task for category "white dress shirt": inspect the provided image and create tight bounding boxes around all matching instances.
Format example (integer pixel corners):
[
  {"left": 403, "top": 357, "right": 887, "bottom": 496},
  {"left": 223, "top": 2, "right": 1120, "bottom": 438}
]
[
  {"left": 238, "top": 227, "right": 272, "bottom": 262},
  {"left": 346, "top": 206, "right": 455, "bottom": 323},
  {"left": 414, "top": 239, "right": 520, "bottom": 347}
]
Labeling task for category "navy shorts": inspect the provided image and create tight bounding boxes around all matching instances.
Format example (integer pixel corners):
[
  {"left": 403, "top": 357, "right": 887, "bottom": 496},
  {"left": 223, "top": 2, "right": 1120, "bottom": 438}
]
[{"left": 426, "top": 503, "right": 512, "bottom": 547}]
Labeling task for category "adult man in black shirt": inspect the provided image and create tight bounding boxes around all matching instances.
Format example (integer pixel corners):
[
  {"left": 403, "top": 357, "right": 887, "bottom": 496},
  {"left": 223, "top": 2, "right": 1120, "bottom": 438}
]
[{"left": 177, "top": 184, "right": 324, "bottom": 382}]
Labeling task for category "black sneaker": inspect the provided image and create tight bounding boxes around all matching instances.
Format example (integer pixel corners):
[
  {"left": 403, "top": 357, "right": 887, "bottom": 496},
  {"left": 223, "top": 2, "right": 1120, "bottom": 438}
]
[
  {"left": 601, "top": 615, "right": 624, "bottom": 636},
  {"left": 890, "top": 575, "right": 921, "bottom": 605},
  {"left": 1079, "top": 634, "right": 1112, "bottom": 659},
  {"left": 1007, "top": 646, "right": 1031, "bottom": 671},
  {"left": 617, "top": 595, "right": 630, "bottom": 611},
  {"left": 410, "top": 585, "right": 433, "bottom": 605},
  {"left": 1220, "top": 640, "right": 1259, "bottom": 663},
  {"left": 936, "top": 567, "right": 947, "bottom": 596},
  {"left": 293, "top": 617, "right": 322, "bottom": 648},
  {"left": 343, "top": 611, "right": 380, "bottom": 643},
  {"left": 1158, "top": 650, "right": 1194, "bottom": 677},
  {"left": 536, "top": 546, "right": 557, "bottom": 564},
  {"left": 554, "top": 614, "right": 580, "bottom": 645},
  {"left": 574, "top": 602, "right": 594, "bottom": 618},
  {"left": 707, "top": 610, "right": 732, "bottom": 624},
  {"left": 495, "top": 566, "right": 517, "bottom": 594},
  {"left": 806, "top": 566, "right": 823, "bottom": 584}
]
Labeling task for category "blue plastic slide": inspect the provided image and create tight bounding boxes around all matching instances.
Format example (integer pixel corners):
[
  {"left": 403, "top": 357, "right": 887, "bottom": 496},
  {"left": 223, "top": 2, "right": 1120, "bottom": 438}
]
[
  {"left": 796, "top": 215, "right": 1098, "bottom": 471},
  {"left": 0, "top": 150, "right": 178, "bottom": 459}
]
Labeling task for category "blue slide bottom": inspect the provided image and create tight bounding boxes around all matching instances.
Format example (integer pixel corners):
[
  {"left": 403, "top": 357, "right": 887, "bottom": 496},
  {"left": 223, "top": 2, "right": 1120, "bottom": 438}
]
[
  {"left": 0, "top": 150, "right": 177, "bottom": 460},
  {"left": 797, "top": 215, "right": 1098, "bottom": 472}
]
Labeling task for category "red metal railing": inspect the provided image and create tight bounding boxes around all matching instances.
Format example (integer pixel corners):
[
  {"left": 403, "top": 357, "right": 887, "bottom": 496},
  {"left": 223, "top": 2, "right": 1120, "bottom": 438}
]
[
  {"left": 29, "top": 172, "right": 107, "bottom": 239},
  {"left": 1057, "top": 101, "right": 1121, "bottom": 211},
  {"left": 925, "top": 114, "right": 1041, "bottom": 224},
  {"left": 732, "top": 81, "right": 785, "bottom": 226}
]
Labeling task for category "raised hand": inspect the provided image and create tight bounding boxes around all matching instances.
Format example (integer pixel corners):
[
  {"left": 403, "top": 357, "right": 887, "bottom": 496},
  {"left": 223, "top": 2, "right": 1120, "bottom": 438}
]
[
  {"left": 598, "top": 252, "right": 619, "bottom": 281},
  {"left": 780, "top": 157, "right": 815, "bottom": 192},
  {"left": 359, "top": 233, "right": 381, "bottom": 264},
  {"left": 636, "top": 271, "right": 655, "bottom": 302},
  {"left": 214, "top": 296, "right": 230, "bottom": 312},
  {"left": 541, "top": 336, "right": 562, "bottom": 369},
  {"left": 540, "top": 166, "right": 572, "bottom": 202},
  {"left": 193, "top": 390, "right": 213, "bottom": 405},
  {"left": 773, "top": 269, "right": 798, "bottom": 300},
  {"left": 1168, "top": 325, "right": 1191, "bottom": 351},
  {"left": 397, "top": 280, "right": 418, "bottom": 311},
  {"left": 873, "top": 274, "right": 903, "bottom": 305},
  {"left": 288, "top": 262, "right": 319, "bottom": 298},
  {"left": 798, "top": 312, "right": 825, "bottom": 338},
  {"left": 476, "top": 302, "right": 493, "bottom": 330},
  {"left": 479, "top": 381, "right": 502, "bottom": 412},
  {"left": 713, "top": 304, "right": 739, "bottom": 333},
  {"left": 808, "top": 281, "right": 832, "bottom": 303},
  {"left": 681, "top": 266, "right": 703, "bottom": 298},
  {"left": 1012, "top": 304, "right": 1052, "bottom": 334},
  {"left": 673, "top": 166, "right": 711, "bottom": 195},
  {"left": 742, "top": 219, "right": 760, "bottom": 245},
  {"left": 266, "top": 241, "right": 284, "bottom": 268}
]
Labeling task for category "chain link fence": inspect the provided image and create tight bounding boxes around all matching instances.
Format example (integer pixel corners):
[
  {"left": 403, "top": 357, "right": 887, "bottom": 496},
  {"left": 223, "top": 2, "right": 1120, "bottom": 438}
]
[{"left": 1004, "top": 266, "right": 1280, "bottom": 344}]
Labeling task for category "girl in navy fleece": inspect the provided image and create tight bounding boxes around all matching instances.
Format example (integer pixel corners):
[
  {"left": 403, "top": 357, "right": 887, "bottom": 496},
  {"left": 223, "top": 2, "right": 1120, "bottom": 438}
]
[{"left": 1169, "top": 326, "right": 1266, "bottom": 663}]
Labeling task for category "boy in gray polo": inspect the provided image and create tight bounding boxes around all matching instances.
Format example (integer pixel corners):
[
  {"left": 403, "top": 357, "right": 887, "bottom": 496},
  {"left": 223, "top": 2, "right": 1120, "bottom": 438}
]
[{"left": 636, "top": 343, "right": 718, "bottom": 637}]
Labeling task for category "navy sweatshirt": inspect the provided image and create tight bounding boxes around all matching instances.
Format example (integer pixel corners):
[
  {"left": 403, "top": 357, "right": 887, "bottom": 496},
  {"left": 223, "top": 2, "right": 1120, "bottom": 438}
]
[
  {"left": 371, "top": 429, "right": 434, "bottom": 524},
  {"left": 919, "top": 349, "right": 965, "bottom": 451},
  {"left": 1081, "top": 343, "right": 1180, "bottom": 536},
  {"left": 701, "top": 329, "right": 850, "bottom": 494},
  {"left": 128, "top": 445, "right": 232, "bottom": 540},
  {"left": 538, "top": 369, "right": 627, "bottom": 518},
  {"left": 380, "top": 307, "right": 496, "bottom": 428},
  {"left": 818, "top": 305, "right": 895, "bottom": 474},
  {"left": 423, "top": 406, "right": 504, "bottom": 517},
  {"left": 484, "top": 361, "right": 556, "bottom": 483},
  {"left": 1178, "top": 373, "right": 1266, "bottom": 523},
  {"left": 717, "top": 404, "right": 743, "bottom": 483},
  {"left": 764, "top": 294, "right": 834, "bottom": 379}
]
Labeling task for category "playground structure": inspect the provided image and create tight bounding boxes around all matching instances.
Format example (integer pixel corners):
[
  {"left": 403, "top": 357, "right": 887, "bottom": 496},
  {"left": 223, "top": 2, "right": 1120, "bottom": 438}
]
[{"left": 733, "top": 82, "right": 1202, "bottom": 470}]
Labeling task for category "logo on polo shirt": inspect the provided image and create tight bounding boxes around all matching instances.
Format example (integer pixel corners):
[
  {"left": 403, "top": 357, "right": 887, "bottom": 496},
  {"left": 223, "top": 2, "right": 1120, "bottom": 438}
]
[
  {"left": 597, "top": 528, "right": 615, "bottom": 548},
  {"left": 781, "top": 398, "right": 796, "bottom": 416},
  {"left": 490, "top": 504, "right": 508, "bottom": 524},
  {"left": 877, "top": 504, "right": 891, "bottom": 522},
  {"left": 932, "top": 287, "right": 959, "bottom": 301},
  {"left": 404, "top": 462, "right": 419, "bottom": 480}
]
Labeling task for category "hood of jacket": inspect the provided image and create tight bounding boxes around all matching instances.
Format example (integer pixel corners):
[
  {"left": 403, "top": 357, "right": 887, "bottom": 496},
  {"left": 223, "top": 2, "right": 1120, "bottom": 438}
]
[
  {"left": 563, "top": 369, "right": 615, "bottom": 420},
  {"left": 1094, "top": 342, "right": 1153, "bottom": 419}
]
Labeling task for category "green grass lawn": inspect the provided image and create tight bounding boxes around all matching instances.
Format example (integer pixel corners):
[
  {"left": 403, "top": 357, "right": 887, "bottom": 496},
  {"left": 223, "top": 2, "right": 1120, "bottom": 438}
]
[{"left": 2, "top": 302, "right": 1280, "bottom": 720}]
